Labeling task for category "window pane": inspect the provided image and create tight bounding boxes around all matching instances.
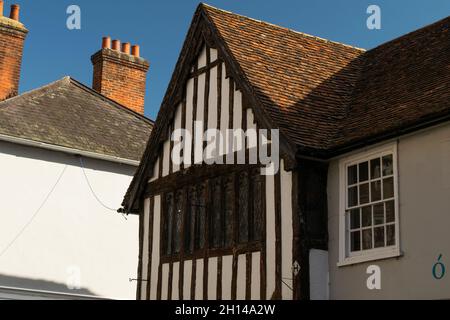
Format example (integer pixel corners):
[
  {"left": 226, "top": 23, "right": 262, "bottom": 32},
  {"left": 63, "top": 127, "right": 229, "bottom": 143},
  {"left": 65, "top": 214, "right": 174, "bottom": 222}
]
[
  {"left": 383, "top": 177, "right": 394, "bottom": 199},
  {"left": 374, "top": 226, "right": 385, "bottom": 248},
  {"left": 224, "top": 175, "right": 234, "bottom": 247},
  {"left": 238, "top": 172, "right": 249, "bottom": 243},
  {"left": 348, "top": 186, "right": 358, "bottom": 207},
  {"left": 371, "top": 180, "right": 381, "bottom": 202},
  {"left": 359, "top": 183, "right": 369, "bottom": 204},
  {"left": 370, "top": 158, "right": 381, "bottom": 179},
  {"left": 174, "top": 190, "right": 184, "bottom": 254},
  {"left": 195, "top": 184, "right": 206, "bottom": 250},
  {"left": 351, "top": 231, "right": 361, "bottom": 252},
  {"left": 348, "top": 165, "right": 357, "bottom": 185},
  {"left": 373, "top": 203, "right": 384, "bottom": 225},
  {"left": 382, "top": 155, "right": 393, "bottom": 176},
  {"left": 165, "top": 193, "right": 174, "bottom": 255},
  {"left": 362, "top": 206, "right": 372, "bottom": 227},
  {"left": 251, "top": 171, "right": 263, "bottom": 242},
  {"left": 386, "top": 224, "right": 396, "bottom": 246},
  {"left": 362, "top": 229, "right": 372, "bottom": 250},
  {"left": 359, "top": 162, "right": 369, "bottom": 182},
  {"left": 386, "top": 200, "right": 395, "bottom": 223},
  {"left": 210, "top": 178, "right": 223, "bottom": 248},
  {"left": 185, "top": 187, "right": 196, "bottom": 253},
  {"left": 350, "top": 209, "right": 360, "bottom": 229}
]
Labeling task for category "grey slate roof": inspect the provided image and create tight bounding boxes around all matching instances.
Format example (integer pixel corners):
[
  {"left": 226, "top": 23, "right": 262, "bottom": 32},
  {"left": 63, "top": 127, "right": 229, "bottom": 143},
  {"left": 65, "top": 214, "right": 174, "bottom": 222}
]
[{"left": 0, "top": 77, "right": 153, "bottom": 162}]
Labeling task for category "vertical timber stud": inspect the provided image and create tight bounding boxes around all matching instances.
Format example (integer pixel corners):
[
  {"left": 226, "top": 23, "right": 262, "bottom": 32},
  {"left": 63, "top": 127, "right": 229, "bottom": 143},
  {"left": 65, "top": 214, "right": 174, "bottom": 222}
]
[
  {"left": 274, "top": 170, "right": 282, "bottom": 299},
  {"left": 217, "top": 167, "right": 225, "bottom": 300},
  {"left": 242, "top": 95, "right": 248, "bottom": 165},
  {"left": 243, "top": 111, "right": 250, "bottom": 301},
  {"left": 168, "top": 195, "right": 175, "bottom": 300},
  {"left": 136, "top": 203, "right": 145, "bottom": 300},
  {"left": 203, "top": 178, "right": 210, "bottom": 300},
  {"left": 158, "top": 150, "right": 163, "bottom": 180},
  {"left": 191, "top": 62, "right": 198, "bottom": 166},
  {"left": 260, "top": 170, "right": 267, "bottom": 300},
  {"left": 246, "top": 253, "right": 252, "bottom": 299},
  {"left": 191, "top": 259, "right": 197, "bottom": 300},
  {"left": 157, "top": 193, "right": 165, "bottom": 300},
  {"left": 216, "top": 61, "right": 222, "bottom": 143},
  {"left": 146, "top": 197, "right": 155, "bottom": 300},
  {"left": 180, "top": 92, "right": 187, "bottom": 172},
  {"left": 217, "top": 256, "right": 223, "bottom": 300},
  {"left": 292, "top": 169, "right": 301, "bottom": 300},
  {"left": 231, "top": 172, "right": 238, "bottom": 300},
  {"left": 228, "top": 79, "right": 234, "bottom": 164},
  {"left": 179, "top": 188, "right": 187, "bottom": 299},
  {"left": 203, "top": 45, "right": 210, "bottom": 153},
  {"left": 203, "top": 46, "right": 211, "bottom": 301},
  {"left": 169, "top": 122, "right": 174, "bottom": 175}
]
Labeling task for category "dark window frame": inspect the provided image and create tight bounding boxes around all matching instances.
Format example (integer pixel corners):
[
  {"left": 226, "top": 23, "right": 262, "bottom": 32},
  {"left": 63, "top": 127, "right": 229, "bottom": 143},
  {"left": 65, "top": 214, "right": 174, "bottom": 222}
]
[{"left": 160, "top": 166, "right": 264, "bottom": 261}]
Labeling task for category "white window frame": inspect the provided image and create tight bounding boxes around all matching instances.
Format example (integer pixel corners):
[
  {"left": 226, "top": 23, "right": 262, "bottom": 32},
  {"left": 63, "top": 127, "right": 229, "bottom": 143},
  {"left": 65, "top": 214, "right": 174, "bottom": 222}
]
[{"left": 338, "top": 142, "right": 401, "bottom": 267}]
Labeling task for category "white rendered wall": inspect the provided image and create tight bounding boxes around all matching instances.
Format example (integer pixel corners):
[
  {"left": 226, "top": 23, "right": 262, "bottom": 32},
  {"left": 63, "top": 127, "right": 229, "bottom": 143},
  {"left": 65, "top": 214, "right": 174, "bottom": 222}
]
[{"left": 0, "top": 140, "right": 139, "bottom": 299}]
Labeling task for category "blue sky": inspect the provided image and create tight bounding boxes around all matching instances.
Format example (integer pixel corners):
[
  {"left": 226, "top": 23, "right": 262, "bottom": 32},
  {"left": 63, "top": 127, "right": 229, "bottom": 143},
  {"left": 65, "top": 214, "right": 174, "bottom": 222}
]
[{"left": 13, "top": 0, "right": 450, "bottom": 120}]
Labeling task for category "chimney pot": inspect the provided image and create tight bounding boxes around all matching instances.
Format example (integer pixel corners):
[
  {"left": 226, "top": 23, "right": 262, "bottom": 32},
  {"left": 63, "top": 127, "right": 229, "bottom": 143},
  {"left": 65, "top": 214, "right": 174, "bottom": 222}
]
[
  {"left": 0, "top": 1, "right": 4, "bottom": 17},
  {"left": 9, "top": 4, "right": 19, "bottom": 21},
  {"left": 122, "top": 42, "right": 131, "bottom": 55},
  {"left": 131, "top": 45, "right": 140, "bottom": 57},
  {"left": 102, "top": 36, "right": 111, "bottom": 49},
  {"left": 91, "top": 39, "right": 149, "bottom": 114},
  {"left": 111, "top": 39, "right": 121, "bottom": 51}
]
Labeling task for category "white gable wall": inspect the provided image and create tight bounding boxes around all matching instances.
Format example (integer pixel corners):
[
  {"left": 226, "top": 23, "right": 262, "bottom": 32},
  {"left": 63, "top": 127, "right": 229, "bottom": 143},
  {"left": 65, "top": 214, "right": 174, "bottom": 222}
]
[
  {"left": 142, "top": 44, "right": 295, "bottom": 300},
  {"left": 0, "top": 140, "right": 138, "bottom": 299}
]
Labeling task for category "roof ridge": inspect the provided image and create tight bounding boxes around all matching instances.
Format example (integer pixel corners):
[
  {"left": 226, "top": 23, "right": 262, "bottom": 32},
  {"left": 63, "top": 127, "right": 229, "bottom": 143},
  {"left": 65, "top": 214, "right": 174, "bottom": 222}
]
[
  {"left": 366, "top": 14, "right": 450, "bottom": 54},
  {"left": 67, "top": 77, "right": 155, "bottom": 125},
  {"left": 0, "top": 76, "right": 154, "bottom": 126},
  {"left": 200, "top": 3, "right": 366, "bottom": 52},
  {"left": 0, "top": 77, "right": 71, "bottom": 109}
]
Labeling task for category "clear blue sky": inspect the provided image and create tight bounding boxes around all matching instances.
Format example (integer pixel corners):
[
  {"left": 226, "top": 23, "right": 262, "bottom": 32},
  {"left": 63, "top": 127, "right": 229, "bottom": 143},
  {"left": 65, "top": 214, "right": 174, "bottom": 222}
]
[{"left": 13, "top": 0, "right": 450, "bottom": 120}]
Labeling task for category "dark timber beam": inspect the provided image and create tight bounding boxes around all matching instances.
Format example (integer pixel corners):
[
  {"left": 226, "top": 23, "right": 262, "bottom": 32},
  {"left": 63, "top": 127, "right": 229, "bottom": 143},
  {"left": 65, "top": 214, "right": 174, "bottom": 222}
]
[{"left": 293, "top": 159, "right": 329, "bottom": 300}]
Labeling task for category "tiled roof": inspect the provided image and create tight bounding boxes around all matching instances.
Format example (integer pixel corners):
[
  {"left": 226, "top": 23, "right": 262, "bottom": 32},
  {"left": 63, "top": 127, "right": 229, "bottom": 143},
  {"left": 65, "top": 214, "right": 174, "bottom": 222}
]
[
  {"left": 202, "top": 4, "right": 450, "bottom": 155},
  {"left": 122, "top": 4, "right": 450, "bottom": 211},
  {"left": 334, "top": 16, "right": 450, "bottom": 151},
  {"left": 0, "top": 77, "right": 153, "bottom": 162}
]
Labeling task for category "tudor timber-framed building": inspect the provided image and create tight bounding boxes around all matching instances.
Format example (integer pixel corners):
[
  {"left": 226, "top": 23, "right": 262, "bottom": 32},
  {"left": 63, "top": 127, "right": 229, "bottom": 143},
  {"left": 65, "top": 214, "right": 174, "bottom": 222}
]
[{"left": 122, "top": 4, "right": 450, "bottom": 300}]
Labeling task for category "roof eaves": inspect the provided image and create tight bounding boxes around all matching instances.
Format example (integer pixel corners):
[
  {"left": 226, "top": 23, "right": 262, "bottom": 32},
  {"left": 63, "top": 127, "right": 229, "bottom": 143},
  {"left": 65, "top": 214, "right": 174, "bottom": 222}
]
[{"left": 0, "top": 132, "right": 141, "bottom": 166}]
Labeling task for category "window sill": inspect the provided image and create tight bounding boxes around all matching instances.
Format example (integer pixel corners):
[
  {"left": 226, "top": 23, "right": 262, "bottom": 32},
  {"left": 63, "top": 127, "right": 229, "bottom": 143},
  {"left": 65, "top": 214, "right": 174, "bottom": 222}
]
[{"left": 337, "top": 248, "right": 402, "bottom": 267}]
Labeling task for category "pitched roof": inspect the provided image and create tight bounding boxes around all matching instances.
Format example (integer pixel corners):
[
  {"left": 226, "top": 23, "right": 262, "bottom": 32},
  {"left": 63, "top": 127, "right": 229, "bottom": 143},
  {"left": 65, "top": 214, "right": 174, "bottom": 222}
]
[
  {"left": 203, "top": 4, "right": 450, "bottom": 156},
  {"left": 0, "top": 77, "right": 153, "bottom": 162},
  {"left": 202, "top": 4, "right": 365, "bottom": 154},
  {"left": 333, "top": 16, "right": 450, "bottom": 153},
  {"left": 121, "top": 4, "right": 450, "bottom": 212}
]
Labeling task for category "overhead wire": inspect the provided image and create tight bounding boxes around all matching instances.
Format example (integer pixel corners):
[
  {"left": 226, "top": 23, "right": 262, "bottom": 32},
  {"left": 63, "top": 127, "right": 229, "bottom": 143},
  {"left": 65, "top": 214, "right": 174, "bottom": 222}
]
[{"left": 0, "top": 165, "right": 68, "bottom": 259}]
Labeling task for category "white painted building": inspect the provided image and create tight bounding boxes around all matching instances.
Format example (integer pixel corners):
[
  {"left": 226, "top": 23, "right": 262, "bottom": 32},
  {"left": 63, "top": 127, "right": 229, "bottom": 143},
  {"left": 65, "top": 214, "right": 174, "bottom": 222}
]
[{"left": 0, "top": 4, "right": 153, "bottom": 300}]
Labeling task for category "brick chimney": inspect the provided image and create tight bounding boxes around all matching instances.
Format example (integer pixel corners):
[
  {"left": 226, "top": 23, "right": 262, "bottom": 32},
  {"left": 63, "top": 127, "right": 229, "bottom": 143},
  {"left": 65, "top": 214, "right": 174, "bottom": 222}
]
[
  {"left": 91, "top": 37, "right": 150, "bottom": 114},
  {"left": 0, "top": 1, "right": 28, "bottom": 101}
]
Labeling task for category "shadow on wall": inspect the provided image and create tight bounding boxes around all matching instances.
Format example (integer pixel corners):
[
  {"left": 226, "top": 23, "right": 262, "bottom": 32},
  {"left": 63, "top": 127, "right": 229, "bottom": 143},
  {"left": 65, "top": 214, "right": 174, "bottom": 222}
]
[
  {"left": 0, "top": 273, "right": 98, "bottom": 296},
  {"left": 0, "top": 139, "right": 138, "bottom": 175}
]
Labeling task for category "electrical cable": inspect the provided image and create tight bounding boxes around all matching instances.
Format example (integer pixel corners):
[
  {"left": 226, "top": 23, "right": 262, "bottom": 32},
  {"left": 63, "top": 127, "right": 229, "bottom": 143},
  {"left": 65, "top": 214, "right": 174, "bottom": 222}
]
[
  {"left": 79, "top": 156, "right": 127, "bottom": 220},
  {"left": 0, "top": 165, "right": 68, "bottom": 259}
]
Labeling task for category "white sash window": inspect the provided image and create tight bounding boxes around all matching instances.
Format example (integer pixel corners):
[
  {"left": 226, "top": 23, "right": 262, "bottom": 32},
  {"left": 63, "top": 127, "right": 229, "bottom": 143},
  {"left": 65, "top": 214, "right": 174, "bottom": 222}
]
[{"left": 338, "top": 143, "right": 401, "bottom": 266}]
